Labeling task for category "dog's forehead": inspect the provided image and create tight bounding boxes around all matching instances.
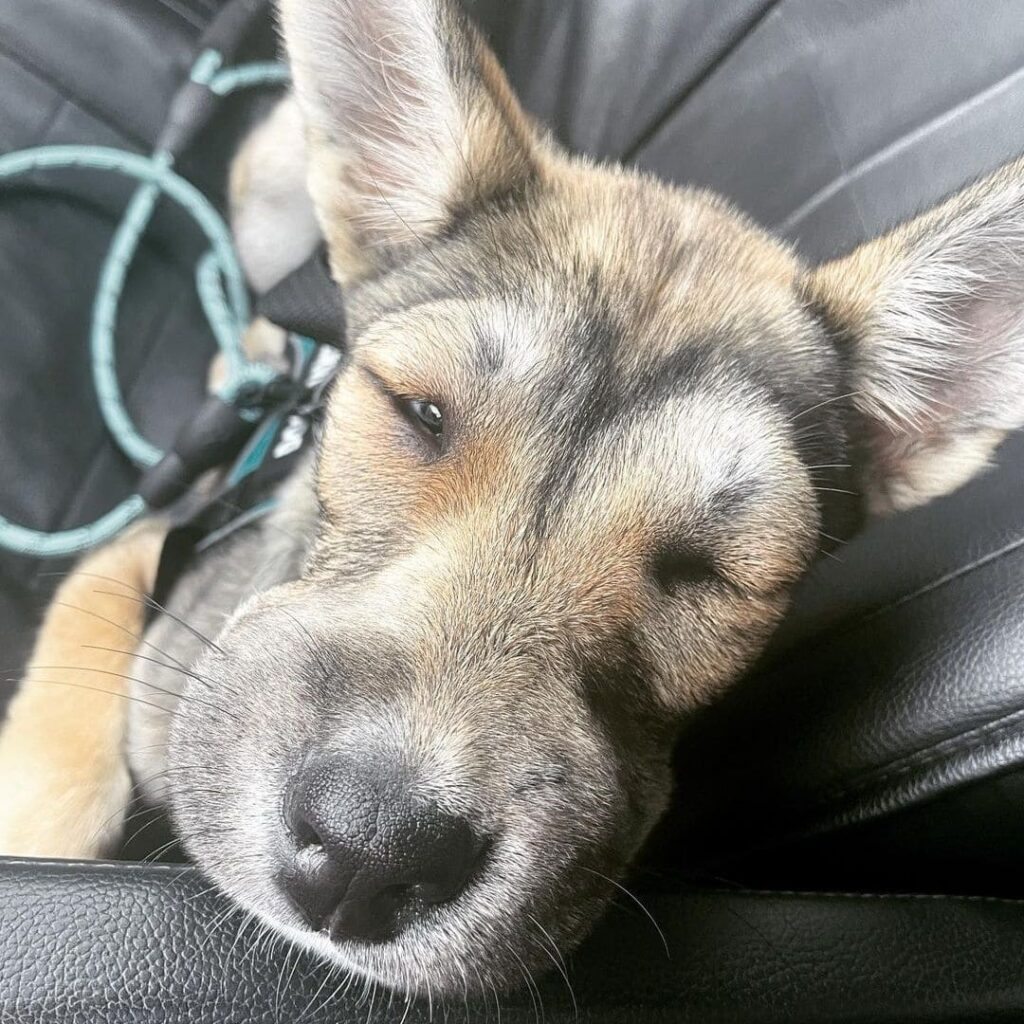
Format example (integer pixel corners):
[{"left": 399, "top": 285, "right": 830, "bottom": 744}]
[
  {"left": 351, "top": 172, "right": 831, "bottom": 437},
  {"left": 351, "top": 166, "right": 822, "bottom": 381}
]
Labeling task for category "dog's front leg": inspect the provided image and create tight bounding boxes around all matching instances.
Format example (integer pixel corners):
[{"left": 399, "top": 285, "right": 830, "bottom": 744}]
[{"left": 0, "top": 524, "right": 165, "bottom": 858}]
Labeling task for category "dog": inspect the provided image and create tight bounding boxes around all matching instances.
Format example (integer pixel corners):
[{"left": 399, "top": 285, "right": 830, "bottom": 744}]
[{"left": 2, "top": 0, "right": 1024, "bottom": 1000}]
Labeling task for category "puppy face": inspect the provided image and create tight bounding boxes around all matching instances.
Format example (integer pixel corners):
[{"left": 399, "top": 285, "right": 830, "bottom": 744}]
[{"left": 166, "top": 0, "right": 1024, "bottom": 998}]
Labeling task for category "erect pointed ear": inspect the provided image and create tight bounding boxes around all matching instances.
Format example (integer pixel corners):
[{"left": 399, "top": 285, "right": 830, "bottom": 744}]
[
  {"left": 277, "top": 0, "right": 539, "bottom": 282},
  {"left": 806, "top": 158, "right": 1024, "bottom": 514}
]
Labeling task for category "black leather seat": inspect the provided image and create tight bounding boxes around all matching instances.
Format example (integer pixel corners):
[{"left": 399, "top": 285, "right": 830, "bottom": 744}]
[{"left": 3, "top": 1, "right": 1024, "bottom": 1020}]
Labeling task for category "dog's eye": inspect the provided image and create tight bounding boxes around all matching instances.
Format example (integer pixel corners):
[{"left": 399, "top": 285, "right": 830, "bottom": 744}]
[
  {"left": 652, "top": 547, "right": 717, "bottom": 592},
  {"left": 403, "top": 398, "right": 444, "bottom": 437}
]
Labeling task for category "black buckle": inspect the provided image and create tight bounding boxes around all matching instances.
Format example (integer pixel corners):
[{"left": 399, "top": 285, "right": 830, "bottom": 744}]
[{"left": 138, "top": 384, "right": 286, "bottom": 510}]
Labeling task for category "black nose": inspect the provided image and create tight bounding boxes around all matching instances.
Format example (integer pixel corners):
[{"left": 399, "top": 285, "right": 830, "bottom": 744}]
[{"left": 283, "top": 756, "right": 486, "bottom": 943}]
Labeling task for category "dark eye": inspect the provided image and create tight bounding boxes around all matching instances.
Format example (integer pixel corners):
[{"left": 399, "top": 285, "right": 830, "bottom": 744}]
[
  {"left": 652, "top": 547, "right": 717, "bottom": 593},
  {"left": 404, "top": 398, "right": 444, "bottom": 437}
]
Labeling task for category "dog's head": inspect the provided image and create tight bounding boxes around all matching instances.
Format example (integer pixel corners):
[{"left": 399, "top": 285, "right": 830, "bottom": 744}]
[{"left": 167, "top": 0, "right": 1024, "bottom": 996}]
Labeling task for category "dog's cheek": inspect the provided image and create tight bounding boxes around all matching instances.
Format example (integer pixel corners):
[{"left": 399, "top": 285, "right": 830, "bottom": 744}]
[{"left": 642, "top": 586, "right": 792, "bottom": 714}]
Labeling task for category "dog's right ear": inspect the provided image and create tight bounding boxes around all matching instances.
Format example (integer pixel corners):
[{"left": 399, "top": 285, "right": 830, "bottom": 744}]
[{"left": 277, "top": 0, "right": 539, "bottom": 281}]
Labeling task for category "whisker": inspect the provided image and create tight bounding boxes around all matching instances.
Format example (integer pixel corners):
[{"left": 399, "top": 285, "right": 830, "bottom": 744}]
[
  {"left": 23, "top": 664, "right": 238, "bottom": 722},
  {"left": 368, "top": 179, "right": 476, "bottom": 310},
  {"left": 819, "top": 529, "right": 848, "bottom": 546},
  {"left": 304, "top": 961, "right": 348, "bottom": 1022},
  {"left": 525, "top": 914, "right": 568, "bottom": 977},
  {"left": 120, "top": 811, "right": 171, "bottom": 852},
  {"left": 140, "top": 836, "right": 184, "bottom": 863},
  {"left": 44, "top": 568, "right": 206, "bottom": 644},
  {"left": 365, "top": 977, "right": 379, "bottom": 1024},
  {"left": 182, "top": 881, "right": 231, "bottom": 906},
  {"left": 792, "top": 389, "right": 864, "bottom": 421},
  {"left": 275, "top": 939, "right": 298, "bottom": 1021},
  {"left": 397, "top": 987, "right": 415, "bottom": 1024},
  {"left": 581, "top": 867, "right": 670, "bottom": 958},
  {"left": 453, "top": 959, "right": 471, "bottom": 1024},
  {"left": 525, "top": 917, "right": 576, "bottom": 1020},
  {"left": 224, "top": 908, "right": 259, "bottom": 962},
  {"left": 488, "top": 978, "right": 502, "bottom": 1024},
  {"left": 80, "top": 645, "right": 214, "bottom": 689},
  {"left": 90, "top": 588, "right": 225, "bottom": 655},
  {"left": 3, "top": 676, "right": 183, "bottom": 718},
  {"left": 506, "top": 942, "right": 545, "bottom": 1024},
  {"left": 51, "top": 600, "right": 194, "bottom": 676},
  {"left": 199, "top": 900, "right": 247, "bottom": 957}
]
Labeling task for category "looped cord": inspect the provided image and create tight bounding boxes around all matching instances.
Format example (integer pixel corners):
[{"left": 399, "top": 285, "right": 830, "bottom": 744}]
[{"left": 0, "top": 54, "right": 288, "bottom": 557}]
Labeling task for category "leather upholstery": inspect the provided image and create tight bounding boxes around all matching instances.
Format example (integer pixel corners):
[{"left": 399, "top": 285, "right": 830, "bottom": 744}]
[
  {"left": 5, "top": 858, "right": 1024, "bottom": 1024},
  {"left": 3, "top": 0, "right": 1024, "bottom": 1020}
]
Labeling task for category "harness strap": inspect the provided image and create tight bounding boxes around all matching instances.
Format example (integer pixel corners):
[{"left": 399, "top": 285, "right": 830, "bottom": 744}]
[
  {"left": 150, "top": 332, "right": 343, "bottom": 611},
  {"left": 257, "top": 245, "right": 347, "bottom": 347}
]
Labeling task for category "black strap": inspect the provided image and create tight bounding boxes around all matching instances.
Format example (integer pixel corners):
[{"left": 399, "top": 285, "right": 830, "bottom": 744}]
[
  {"left": 156, "top": 0, "right": 273, "bottom": 156},
  {"left": 148, "top": 334, "right": 342, "bottom": 613},
  {"left": 257, "top": 245, "right": 347, "bottom": 348}
]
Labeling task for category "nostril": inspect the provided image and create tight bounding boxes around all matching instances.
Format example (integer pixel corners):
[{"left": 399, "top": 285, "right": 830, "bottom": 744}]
[
  {"left": 413, "top": 830, "right": 489, "bottom": 905},
  {"left": 414, "top": 878, "right": 468, "bottom": 905},
  {"left": 291, "top": 816, "right": 324, "bottom": 851},
  {"left": 284, "top": 773, "right": 331, "bottom": 852}
]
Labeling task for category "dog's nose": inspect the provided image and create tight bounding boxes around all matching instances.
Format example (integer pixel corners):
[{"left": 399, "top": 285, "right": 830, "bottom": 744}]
[{"left": 283, "top": 756, "right": 485, "bottom": 943}]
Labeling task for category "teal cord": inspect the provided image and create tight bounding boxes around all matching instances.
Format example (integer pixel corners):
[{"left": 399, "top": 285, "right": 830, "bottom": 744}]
[
  {"left": 0, "top": 496, "right": 148, "bottom": 560},
  {"left": 1, "top": 144, "right": 253, "bottom": 465},
  {"left": 90, "top": 150, "right": 174, "bottom": 468},
  {"left": 190, "top": 48, "right": 292, "bottom": 96},
  {"left": 211, "top": 61, "right": 291, "bottom": 95},
  {"left": 0, "top": 54, "right": 288, "bottom": 557}
]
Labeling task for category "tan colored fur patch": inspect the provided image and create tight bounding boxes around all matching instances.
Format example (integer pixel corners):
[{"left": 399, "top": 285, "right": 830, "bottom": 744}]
[{"left": 0, "top": 524, "right": 165, "bottom": 857}]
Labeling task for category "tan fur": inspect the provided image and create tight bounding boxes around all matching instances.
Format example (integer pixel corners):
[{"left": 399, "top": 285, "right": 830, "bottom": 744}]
[{"left": 0, "top": 524, "right": 165, "bottom": 857}]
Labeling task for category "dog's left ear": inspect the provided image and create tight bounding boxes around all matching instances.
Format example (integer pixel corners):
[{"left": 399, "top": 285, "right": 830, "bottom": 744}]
[{"left": 807, "top": 158, "right": 1024, "bottom": 514}]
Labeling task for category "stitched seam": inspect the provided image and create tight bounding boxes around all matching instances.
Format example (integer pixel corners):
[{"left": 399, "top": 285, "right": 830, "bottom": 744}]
[
  {"left": 779, "top": 15, "right": 870, "bottom": 243},
  {"left": 861, "top": 532, "right": 1024, "bottom": 623},
  {"left": 701, "top": 887, "right": 1024, "bottom": 906},
  {"left": 723, "top": 723, "right": 1024, "bottom": 860},
  {"left": 8, "top": 859, "right": 1024, "bottom": 907},
  {"left": 824, "top": 698, "right": 1024, "bottom": 803},
  {"left": 775, "top": 60, "right": 1024, "bottom": 234},
  {"left": 152, "top": 0, "right": 207, "bottom": 31},
  {"left": 765, "top": 528, "right": 1024, "bottom": 678},
  {"left": 621, "top": 0, "right": 783, "bottom": 163}
]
